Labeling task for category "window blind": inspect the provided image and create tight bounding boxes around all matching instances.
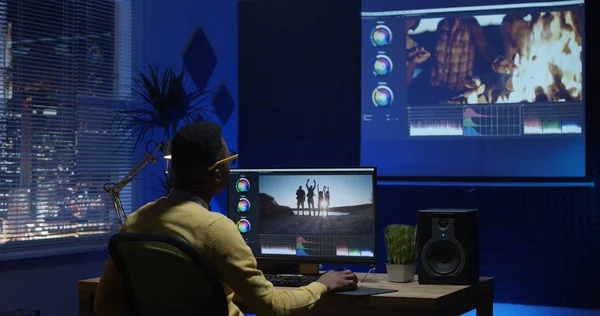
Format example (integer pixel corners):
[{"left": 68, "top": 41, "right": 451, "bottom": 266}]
[{"left": 0, "top": 0, "right": 135, "bottom": 257}]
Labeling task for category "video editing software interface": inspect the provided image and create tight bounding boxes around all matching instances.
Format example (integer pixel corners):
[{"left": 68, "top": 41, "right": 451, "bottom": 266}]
[
  {"left": 227, "top": 168, "right": 376, "bottom": 263},
  {"left": 361, "top": 0, "right": 586, "bottom": 177}
]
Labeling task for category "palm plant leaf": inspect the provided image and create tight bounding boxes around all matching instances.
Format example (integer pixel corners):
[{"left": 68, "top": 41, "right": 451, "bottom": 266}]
[{"left": 116, "top": 63, "right": 215, "bottom": 151}]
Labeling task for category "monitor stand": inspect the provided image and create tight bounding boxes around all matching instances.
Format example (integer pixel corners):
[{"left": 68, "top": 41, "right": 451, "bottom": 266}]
[
  {"left": 299, "top": 263, "right": 320, "bottom": 275},
  {"left": 257, "top": 260, "right": 320, "bottom": 275}
]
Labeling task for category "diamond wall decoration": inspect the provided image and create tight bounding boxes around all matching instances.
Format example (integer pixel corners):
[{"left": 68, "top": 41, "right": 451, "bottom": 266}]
[
  {"left": 182, "top": 27, "right": 235, "bottom": 125},
  {"left": 211, "top": 84, "right": 235, "bottom": 126},
  {"left": 183, "top": 28, "right": 218, "bottom": 90}
]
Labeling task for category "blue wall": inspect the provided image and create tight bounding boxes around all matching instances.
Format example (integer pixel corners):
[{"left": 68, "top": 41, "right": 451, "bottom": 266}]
[{"left": 134, "top": 0, "right": 238, "bottom": 214}]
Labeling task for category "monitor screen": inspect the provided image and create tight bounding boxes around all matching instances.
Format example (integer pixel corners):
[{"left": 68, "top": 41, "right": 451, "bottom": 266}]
[
  {"left": 227, "top": 167, "right": 377, "bottom": 264},
  {"left": 361, "top": 0, "right": 586, "bottom": 179}
]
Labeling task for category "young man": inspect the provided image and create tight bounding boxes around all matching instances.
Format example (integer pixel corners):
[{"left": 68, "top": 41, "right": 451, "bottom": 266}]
[{"left": 94, "top": 122, "right": 357, "bottom": 316}]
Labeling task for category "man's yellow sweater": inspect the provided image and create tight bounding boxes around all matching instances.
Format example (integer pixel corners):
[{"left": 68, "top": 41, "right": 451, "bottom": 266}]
[{"left": 94, "top": 198, "right": 328, "bottom": 316}]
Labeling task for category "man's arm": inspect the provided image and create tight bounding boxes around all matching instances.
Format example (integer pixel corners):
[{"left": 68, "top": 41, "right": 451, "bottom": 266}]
[
  {"left": 466, "top": 18, "right": 498, "bottom": 65},
  {"left": 94, "top": 257, "right": 125, "bottom": 316},
  {"left": 204, "top": 217, "right": 328, "bottom": 316},
  {"left": 467, "top": 18, "right": 514, "bottom": 74}
]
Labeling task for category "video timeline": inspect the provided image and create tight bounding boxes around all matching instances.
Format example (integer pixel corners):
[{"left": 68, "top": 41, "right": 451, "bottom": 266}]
[
  {"left": 408, "top": 103, "right": 582, "bottom": 137},
  {"left": 260, "top": 234, "right": 374, "bottom": 258}
]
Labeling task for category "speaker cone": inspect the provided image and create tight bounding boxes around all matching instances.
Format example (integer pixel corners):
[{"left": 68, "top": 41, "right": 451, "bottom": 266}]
[{"left": 425, "top": 240, "right": 461, "bottom": 276}]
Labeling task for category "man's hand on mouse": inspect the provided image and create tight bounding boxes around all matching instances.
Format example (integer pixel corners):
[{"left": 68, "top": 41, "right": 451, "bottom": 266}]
[{"left": 316, "top": 270, "right": 358, "bottom": 292}]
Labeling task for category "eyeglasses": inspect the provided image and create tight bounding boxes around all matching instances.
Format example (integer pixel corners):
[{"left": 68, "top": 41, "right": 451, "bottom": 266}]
[{"left": 208, "top": 150, "right": 238, "bottom": 171}]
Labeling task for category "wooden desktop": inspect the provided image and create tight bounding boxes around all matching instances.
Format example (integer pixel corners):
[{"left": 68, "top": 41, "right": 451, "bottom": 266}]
[{"left": 78, "top": 272, "right": 494, "bottom": 316}]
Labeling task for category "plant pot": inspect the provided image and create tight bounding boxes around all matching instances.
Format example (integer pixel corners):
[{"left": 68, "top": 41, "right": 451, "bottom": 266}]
[{"left": 385, "top": 263, "right": 416, "bottom": 283}]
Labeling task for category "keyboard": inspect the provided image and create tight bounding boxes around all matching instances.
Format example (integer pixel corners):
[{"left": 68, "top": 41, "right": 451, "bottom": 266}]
[{"left": 265, "top": 274, "right": 321, "bottom": 287}]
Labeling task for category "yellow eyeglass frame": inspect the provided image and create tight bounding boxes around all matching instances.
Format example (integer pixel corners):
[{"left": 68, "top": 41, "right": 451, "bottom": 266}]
[{"left": 207, "top": 151, "right": 238, "bottom": 171}]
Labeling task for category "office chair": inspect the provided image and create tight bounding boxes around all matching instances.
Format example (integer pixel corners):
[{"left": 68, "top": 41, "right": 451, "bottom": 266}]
[{"left": 108, "top": 232, "right": 229, "bottom": 316}]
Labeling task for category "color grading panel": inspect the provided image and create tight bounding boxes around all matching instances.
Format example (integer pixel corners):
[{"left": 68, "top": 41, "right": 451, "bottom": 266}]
[{"left": 228, "top": 173, "right": 261, "bottom": 254}]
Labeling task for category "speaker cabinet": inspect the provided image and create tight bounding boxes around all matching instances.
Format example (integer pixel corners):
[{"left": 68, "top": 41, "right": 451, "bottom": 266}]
[{"left": 417, "top": 209, "right": 479, "bottom": 285}]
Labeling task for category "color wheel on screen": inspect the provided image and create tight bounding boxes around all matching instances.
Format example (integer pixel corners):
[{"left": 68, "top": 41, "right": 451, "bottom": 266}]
[
  {"left": 236, "top": 178, "right": 250, "bottom": 193},
  {"left": 237, "top": 219, "right": 251, "bottom": 234},
  {"left": 237, "top": 198, "right": 250, "bottom": 213},
  {"left": 372, "top": 86, "right": 394, "bottom": 107},
  {"left": 374, "top": 55, "right": 393, "bottom": 76},
  {"left": 370, "top": 25, "right": 392, "bottom": 47}
]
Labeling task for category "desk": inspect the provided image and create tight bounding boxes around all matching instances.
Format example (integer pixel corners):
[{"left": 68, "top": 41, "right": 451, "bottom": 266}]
[
  {"left": 78, "top": 277, "right": 100, "bottom": 316},
  {"left": 78, "top": 273, "right": 493, "bottom": 316}
]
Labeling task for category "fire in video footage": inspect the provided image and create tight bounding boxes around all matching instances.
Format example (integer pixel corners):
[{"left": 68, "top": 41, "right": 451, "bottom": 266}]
[
  {"left": 405, "top": 10, "right": 583, "bottom": 105},
  {"left": 498, "top": 11, "right": 582, "bottom": 103}
]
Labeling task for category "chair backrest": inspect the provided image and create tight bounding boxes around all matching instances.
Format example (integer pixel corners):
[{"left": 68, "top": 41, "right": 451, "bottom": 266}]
[{"left": 108, "top": 232, "right": 229, "bottom": 316}]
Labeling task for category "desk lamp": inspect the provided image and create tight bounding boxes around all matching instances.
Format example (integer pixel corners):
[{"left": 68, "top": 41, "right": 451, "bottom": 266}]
[{"left": 103, "top": 140, "right": 171, "bottom": 226}]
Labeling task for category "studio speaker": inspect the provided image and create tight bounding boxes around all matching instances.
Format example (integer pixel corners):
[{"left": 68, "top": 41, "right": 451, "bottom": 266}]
[{"left": 417, "top": 209, "right": 479, "bottom": 285}]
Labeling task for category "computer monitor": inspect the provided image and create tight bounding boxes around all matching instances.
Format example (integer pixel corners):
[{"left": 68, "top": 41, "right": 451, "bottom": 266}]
[{"left": 227, "top": 167, "right": 377, "bottom": 265}]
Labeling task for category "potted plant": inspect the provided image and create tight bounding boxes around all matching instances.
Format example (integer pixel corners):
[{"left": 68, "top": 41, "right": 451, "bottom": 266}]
[
  {"left": 117, "top": 64, "right": 214, "bottom": 195},
  {"left": 384, "top": 224, "right": 418, "bottom": 283}
]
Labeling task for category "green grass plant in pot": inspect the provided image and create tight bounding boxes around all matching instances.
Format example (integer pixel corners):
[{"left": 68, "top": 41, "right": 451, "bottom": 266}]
[{"left": 384, "top": 224, "right": 418, "bottom": 282}]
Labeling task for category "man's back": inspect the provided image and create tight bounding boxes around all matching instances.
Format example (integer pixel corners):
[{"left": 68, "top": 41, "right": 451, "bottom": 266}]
[
  {"left": 95, "top": 197, "right": 329, "bottom": 316},
  {"left": 122, "top": 198, "right": 223, "bottom": 249}
]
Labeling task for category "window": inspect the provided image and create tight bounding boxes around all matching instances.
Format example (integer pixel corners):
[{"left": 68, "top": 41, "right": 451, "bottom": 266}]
[{"left": 0, "top": 0, "right": 135, "bottom": 259}]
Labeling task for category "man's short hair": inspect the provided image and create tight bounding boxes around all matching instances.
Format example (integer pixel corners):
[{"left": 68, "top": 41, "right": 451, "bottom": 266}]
[{"left": 171, "top": 122, "right": 223, "bottom": 177}]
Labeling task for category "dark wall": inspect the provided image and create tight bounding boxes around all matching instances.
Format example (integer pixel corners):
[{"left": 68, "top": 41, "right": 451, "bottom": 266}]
[
  {"left": 239, "top": 0, "right": 599, "bottom": 309},
  {"left": 0, "top": 251, "right": 108, "bottom": 315},
  {"left": 238, "top": 0, "right": 361, "bottom": 168}
]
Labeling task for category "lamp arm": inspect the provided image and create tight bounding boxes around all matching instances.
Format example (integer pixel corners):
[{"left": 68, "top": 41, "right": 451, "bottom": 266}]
[{"left": 104, "top": 142, "right": 165, "bottom": 226}]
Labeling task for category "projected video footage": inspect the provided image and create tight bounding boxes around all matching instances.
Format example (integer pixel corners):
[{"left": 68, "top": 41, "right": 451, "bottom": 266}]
[
  {"left": 361, "top": 0, "right": 586, "bottom": 178},
  {"left": 227, "top": 169, "right": 376, "bottom": 261}
]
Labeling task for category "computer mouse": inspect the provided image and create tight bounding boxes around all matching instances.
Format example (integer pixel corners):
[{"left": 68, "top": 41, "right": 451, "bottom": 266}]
[{"left": 337, "top": 282, "right": 358, "bottom": 292}]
